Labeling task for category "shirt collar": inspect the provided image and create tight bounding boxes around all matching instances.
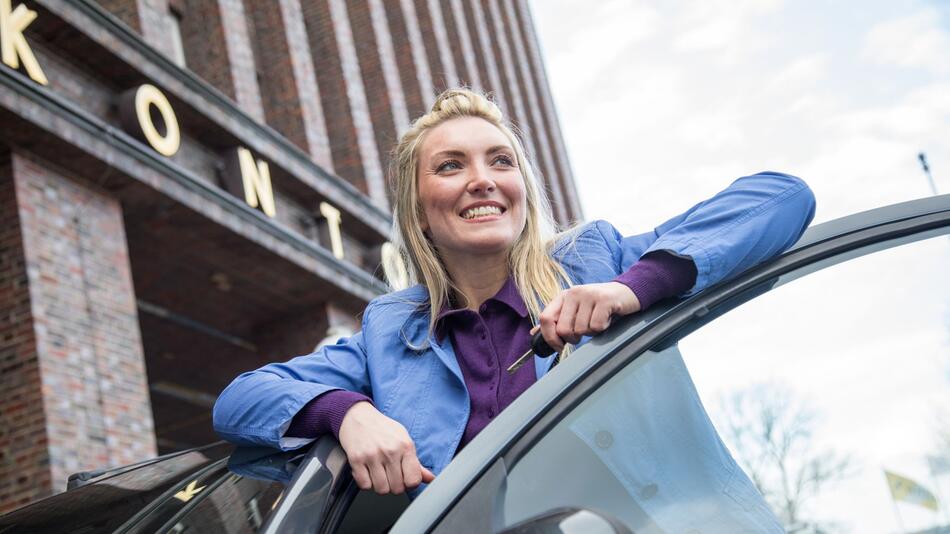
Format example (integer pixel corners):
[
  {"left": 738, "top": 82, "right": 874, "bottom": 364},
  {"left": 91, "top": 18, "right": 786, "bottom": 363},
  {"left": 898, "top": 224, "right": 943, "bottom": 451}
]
[
  {"left": 492, "top": 276, "right": 530, "bottom": 318},
  {"left": 434, "top": 276, "right": 530, "bottom": 338}
]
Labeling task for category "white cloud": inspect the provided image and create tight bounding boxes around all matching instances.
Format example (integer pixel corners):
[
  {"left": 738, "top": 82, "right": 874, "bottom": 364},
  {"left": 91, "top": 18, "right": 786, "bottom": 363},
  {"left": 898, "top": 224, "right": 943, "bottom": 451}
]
[
  {"left": 863, "top": 8, "right": 950, "bottom": 75},
  {"left": 771, "top": 53, "right": 829, "bottom": 89}
]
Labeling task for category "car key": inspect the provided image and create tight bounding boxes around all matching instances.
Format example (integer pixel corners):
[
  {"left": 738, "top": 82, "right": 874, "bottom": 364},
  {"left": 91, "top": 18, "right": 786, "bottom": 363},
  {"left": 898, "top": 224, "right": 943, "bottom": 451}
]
[{"left": 507, "top": 331, "right": 556, "bottom": 374}]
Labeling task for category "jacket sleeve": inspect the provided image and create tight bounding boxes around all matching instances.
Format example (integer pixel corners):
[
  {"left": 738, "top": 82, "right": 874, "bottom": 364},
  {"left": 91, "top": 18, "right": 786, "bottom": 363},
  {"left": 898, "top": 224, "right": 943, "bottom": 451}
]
[
  {"left": 212, "top": 321, "right": 373, "bottom": 451},
  {"left": 599, "top": 171, "right": 816, "bottom": 295}
]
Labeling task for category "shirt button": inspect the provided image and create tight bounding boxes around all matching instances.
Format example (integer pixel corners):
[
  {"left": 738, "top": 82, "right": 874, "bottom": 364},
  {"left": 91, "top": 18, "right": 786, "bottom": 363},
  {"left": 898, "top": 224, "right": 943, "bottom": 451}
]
[
  {"left": 594, "top": 430, "right": 613, "bottom": 449},
  {"left": 640, "top": 483, "right": 658, "bottom": 500},
  {"left": 488, "top": 408, "right": 495, "bottom": 417}
]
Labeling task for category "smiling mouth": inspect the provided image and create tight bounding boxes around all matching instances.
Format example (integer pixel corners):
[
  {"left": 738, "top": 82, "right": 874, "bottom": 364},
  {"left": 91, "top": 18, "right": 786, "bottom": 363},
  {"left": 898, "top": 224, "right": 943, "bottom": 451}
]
[{"left": 460, "top": 205, "right": 506, "bottom": 220}]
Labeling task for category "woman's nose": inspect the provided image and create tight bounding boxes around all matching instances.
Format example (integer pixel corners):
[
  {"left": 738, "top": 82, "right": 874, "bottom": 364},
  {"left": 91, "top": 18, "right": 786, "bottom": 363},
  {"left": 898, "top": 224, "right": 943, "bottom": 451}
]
[{"left": 466, "top": 166, "right": 496, "bottom": 194}]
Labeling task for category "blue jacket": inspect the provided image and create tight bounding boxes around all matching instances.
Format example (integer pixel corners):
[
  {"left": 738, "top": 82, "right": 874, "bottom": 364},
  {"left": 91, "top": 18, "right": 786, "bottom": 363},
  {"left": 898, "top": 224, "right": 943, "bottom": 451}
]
[{"left": 213, "top": 172, "right": 814, "bottom": 515}]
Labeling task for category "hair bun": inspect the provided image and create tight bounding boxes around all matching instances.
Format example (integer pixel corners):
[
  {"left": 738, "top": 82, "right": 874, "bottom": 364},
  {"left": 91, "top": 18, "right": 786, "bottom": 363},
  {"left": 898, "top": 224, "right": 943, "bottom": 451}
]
[{"left": 430, "top": 88, "right": 503, "bottom": 122}]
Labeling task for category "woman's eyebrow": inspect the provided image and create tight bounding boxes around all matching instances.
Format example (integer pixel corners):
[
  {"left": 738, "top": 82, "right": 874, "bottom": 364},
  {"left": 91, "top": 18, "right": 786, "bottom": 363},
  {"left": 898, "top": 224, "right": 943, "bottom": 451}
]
[
  {"left": 486, "top": 145, "right": 513, "bottom": 155},
  {"left": 430, "top": 149, "right": 467, "bottom": 161}
]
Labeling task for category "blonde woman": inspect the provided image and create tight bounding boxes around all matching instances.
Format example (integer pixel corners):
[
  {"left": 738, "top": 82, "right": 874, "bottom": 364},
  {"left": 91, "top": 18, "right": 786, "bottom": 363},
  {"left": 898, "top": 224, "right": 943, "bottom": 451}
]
[{"left": 213, "top": 89, "right": 815, "bottom": 502}]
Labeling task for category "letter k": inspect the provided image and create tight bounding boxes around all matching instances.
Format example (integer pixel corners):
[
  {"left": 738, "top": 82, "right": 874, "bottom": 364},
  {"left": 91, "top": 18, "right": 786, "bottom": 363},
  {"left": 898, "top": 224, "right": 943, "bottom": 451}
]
[{"left": 1, "top": 0, "right": 48, "bottom": 85}]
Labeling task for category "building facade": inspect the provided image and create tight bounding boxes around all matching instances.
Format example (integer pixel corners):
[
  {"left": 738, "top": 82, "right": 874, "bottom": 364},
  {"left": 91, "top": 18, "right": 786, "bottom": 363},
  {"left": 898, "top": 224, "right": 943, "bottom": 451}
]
[{"left": 0, "top": 0, "right": 580, "bottom": 512}]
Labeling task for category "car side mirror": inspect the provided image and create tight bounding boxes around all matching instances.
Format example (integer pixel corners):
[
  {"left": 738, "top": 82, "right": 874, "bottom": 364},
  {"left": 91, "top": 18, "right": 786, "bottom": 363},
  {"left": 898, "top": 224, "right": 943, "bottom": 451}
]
[{"left": 498, "top": 507, "right": 634, "bottom": 534}]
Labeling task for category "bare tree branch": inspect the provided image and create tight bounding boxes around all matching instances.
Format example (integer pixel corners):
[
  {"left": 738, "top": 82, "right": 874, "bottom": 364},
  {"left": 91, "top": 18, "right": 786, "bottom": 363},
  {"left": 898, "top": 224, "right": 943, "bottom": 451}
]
[{"left": 715, "top": 383, "right": 856, "bottom": 533}]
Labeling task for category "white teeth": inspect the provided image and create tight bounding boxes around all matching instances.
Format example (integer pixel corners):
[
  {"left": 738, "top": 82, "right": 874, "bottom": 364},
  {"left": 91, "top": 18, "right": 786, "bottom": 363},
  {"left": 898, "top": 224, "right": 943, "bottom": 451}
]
[{"left": 461, "top": 205, "right": 503, "bottom": 219}]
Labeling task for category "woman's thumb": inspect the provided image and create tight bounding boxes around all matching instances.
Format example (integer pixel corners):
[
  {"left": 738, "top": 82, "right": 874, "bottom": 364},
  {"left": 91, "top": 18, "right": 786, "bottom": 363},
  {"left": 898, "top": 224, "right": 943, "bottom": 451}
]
[{"left": 421, "top": 467, "right": 436, "bottom": 483}]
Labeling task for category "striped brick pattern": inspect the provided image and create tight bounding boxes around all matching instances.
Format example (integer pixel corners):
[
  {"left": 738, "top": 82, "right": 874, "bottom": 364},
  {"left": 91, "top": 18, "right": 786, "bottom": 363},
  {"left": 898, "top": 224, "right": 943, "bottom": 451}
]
[
  {"left": 381, "top": 0, "right": 434, "bottom": 118},
  {"left": 243, "top": 0, "right": 335, "bottom": 170},
  {"left": 0, "top": 155, "right": 49, "bottom": 513},
  {"left": 1, "top": 153, "right": 156, "bottom": 512},
  {"left": 178, "top": 0, "right": 265, "bottom": 121},
  {"left": 300, "top": 0, "right": 389, "bottom": 209}
]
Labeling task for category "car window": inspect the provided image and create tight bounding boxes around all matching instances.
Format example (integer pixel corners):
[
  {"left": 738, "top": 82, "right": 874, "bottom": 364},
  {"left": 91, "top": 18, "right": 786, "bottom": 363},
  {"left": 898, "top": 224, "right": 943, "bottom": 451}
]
[
  {"left": 679, "top": 234, "right": 949, "bottom": 533},
  {"left": 0, "top": 442, "right": 232, "bottom": 534},
  {"left": 335, "top": 491, "right": 411, "bottom": 533},
  {"left": 462, "top": 230, "right": 948, "bottom": 533},
  {"left": 162, "top": 473, "right": 284, "bottom": 533}
]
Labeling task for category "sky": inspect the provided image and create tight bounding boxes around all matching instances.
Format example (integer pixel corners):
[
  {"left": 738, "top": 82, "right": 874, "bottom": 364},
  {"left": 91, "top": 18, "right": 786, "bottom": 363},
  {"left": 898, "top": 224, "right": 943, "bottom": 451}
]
[{"left": 529, "top": 1, "right": 950, "bottom": 532}]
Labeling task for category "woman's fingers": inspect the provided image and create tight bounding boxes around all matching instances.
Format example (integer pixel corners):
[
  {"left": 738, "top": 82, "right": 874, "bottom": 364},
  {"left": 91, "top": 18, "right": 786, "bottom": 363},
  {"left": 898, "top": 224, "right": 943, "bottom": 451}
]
[
  {"left": 401, "top": 449, "right": 423, "bottom": 490},
  {"left": 421, "top": 467, "right": 436, "bottom": 483},
  {"left": 541, "top": 284, "right": 635, "bottom": 348},
  {"left": 539, "top": 294, "right": 565, "bottom": 351},
  {"left": 590, "top": 303, "right": 612, "bottom": 333},
  {"left": 555, "top": 297, "right": 579, "bottom": 344},
  {"left": 573, "top": 299, "right": 594, "bottom": 338},
  {"left": 367, "top": 460, "right": 390, "bottom": 494},
  {"left": 351, "top": 463, "right": 373, "bottom": 491},
  {"left": 384, "top": 451, "right": 406, "bottom": 494}
]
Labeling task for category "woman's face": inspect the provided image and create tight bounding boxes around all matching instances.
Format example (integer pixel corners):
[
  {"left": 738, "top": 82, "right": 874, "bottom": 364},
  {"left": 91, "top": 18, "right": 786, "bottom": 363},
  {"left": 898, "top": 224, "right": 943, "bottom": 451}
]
[{"left": 416, "top": 116, "right": 527, "bottom": 261}]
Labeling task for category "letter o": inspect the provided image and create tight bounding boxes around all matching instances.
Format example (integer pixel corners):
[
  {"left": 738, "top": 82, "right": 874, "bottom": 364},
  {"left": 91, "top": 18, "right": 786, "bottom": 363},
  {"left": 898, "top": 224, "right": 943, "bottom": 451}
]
[
  {"left": 381, "top": 242, "right": 409, "bottom": 289},
  {"left": 134, "top": 84, "right": 180, "bottom": 157}
]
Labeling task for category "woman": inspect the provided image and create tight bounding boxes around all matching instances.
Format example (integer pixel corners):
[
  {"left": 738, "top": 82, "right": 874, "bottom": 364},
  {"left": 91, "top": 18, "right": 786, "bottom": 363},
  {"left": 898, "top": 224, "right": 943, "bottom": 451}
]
[{"left": 213, "top": 89, "right": 816, "bottom": 501}]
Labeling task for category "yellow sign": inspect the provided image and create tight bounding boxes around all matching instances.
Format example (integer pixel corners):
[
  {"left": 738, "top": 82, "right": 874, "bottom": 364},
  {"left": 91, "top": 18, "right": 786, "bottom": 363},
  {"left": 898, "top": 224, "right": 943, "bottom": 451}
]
[
  {"left": 173, "top": 480, "right": 206, "bottom": 503},
  {"left": 134, "top": 84, "right": 181, "bottom": 157},
  {"left": 884, "top": 470, "right": 938, "bottom": 511},
  {"left": 319, "top": 202, "right": 344, "bottom": 259},
  {"left": 0, "top": 0, "right": 48, "bottom": 85},
  {"left": 2, "top": 19, "right": 389, "bottom": 279},
  {"left": 381, "top": 242, "right": 408, "bottom": 288},
  {"left": 237, "top": 147, "right": 277, "bottom": 217}
]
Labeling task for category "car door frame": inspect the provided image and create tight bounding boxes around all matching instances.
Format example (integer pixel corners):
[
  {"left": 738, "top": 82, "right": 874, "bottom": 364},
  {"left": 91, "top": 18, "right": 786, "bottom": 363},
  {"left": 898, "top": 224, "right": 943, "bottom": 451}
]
[{"left": 389, "top": 193, "right": 950, "bottom": 533}]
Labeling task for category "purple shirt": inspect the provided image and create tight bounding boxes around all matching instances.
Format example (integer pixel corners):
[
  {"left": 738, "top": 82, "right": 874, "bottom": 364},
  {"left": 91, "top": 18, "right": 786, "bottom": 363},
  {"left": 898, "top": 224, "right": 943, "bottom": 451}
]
[
  {"left": 436, "top": 276, "right": 535, "bottom": 449},
  {"left": 286, "top": 252, "right": 696, "bottom": 448}
]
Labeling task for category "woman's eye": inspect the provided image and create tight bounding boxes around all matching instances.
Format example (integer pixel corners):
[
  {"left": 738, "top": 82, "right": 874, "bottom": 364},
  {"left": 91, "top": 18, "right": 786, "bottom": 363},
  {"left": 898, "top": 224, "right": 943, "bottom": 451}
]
[
  {"left": 493, "top": 155, "right": 515, "bottom": 167},
  {"left": 436, "top": 161, "right": 461, "bottom": 173}
]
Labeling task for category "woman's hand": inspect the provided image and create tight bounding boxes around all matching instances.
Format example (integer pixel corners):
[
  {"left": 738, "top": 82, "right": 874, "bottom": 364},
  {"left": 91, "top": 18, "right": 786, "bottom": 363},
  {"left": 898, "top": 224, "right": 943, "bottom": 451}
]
[
  {"left": 338, "top": 401, "right": 435, "bottom": 494},
  {"left": 538, "top": 282, "right": 641, "bottom": 351}
]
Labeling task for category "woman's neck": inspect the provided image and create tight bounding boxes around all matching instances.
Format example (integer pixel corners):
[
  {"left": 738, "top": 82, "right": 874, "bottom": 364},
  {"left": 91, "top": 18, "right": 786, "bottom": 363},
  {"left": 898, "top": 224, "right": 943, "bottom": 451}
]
[{"left": 442, "top": 251, "right": 510, "bottom": 311}]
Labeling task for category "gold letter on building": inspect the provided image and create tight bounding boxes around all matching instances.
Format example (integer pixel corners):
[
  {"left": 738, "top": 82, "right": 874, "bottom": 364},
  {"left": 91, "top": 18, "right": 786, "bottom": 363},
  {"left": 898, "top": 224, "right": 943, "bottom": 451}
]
[
  {"left": 237, "top": 147, "right": 277, "bottom": 218},
  {"left": 381, "top": 242, "right": 409, "bottom": 289},
  {"left": 0, "top": 0, "right": 48, "bottom": 85},
  {"left": 319, "top": 202, "right": 344, "bottom": 260},
  {"left": 134, "top": 84, "right": 181, "bottom": 157}
]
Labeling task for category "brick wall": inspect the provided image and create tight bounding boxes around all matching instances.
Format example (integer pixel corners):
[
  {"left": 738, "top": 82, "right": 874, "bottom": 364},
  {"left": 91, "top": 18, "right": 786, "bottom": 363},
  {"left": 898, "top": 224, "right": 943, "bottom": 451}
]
[
  {"left": 0, "top": 154, "right": 49, "bottom": 513},
  {"left": 0, "top": 152, "right": 156, "bottom": 511},
  {"left": 97, "top": 0, "right": 174, "bottom": 53},
  {"left": 178, "top": 0, "right": 265, "bottom": 121},
  {"left": 381, "top": 0, "right": 434, "bottom": 119},
  {"left": 243, "top": 0, "right": 335, "bottom": 170},
  {"left": 347, "top": 0, "right": 410, "bottom": 190}
]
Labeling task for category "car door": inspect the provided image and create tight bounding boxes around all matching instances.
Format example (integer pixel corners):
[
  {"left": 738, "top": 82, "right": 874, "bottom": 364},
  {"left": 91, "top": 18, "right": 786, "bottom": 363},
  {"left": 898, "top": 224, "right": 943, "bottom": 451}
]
[{"left": 390, "top": 194, "right": 950, "bottom": 533}]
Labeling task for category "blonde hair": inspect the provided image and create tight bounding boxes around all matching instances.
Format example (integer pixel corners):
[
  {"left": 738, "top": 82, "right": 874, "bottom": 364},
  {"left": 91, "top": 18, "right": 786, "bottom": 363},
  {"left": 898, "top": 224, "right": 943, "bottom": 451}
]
[{"left": 389, "top": 88, "right": 574, "bottom": 354}]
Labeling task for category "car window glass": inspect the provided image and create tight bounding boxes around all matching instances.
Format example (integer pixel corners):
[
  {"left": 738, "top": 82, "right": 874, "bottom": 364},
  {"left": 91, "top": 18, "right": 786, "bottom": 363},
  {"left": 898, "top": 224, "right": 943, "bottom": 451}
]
[
  {"left": 163, "top": 473, "right": 284, "bottom": 533},
  {"left": 679, "top": 234, "right": 949, "bottom": 533},
  {"left": 0, "top": 442, "right": 232, "bottom": 534},
  {"left": 336, "top": 491, "right": 411, "bottom": 533},
  {"left": 490, "top": 233, "right": 948, "bottom": 533}
]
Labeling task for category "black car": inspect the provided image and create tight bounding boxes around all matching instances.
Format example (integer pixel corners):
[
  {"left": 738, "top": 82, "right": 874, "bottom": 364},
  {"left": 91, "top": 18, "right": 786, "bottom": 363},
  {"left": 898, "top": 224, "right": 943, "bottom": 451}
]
[{"left": 3, "top": 193, "right": 948, "bottom": 533}]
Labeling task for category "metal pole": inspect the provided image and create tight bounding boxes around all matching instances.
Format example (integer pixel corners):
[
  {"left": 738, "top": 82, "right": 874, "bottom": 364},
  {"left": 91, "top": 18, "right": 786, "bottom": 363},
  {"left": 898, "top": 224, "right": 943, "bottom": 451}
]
[{"left": 918, "top": 152, "right": 939, "bottom": 196}]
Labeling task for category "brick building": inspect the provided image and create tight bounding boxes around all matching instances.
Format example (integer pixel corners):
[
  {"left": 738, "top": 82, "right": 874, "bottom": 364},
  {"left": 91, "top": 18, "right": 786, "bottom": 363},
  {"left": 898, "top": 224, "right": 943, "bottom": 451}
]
[{"left": 0, "top": 0, "right": 580, "bottom": 512}]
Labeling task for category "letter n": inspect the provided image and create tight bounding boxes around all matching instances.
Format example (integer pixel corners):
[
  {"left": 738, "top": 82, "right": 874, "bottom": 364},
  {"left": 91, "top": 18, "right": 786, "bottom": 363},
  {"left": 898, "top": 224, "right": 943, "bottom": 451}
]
[{"left": 224, "top": 147, "right": 277, "bottom": 218}]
